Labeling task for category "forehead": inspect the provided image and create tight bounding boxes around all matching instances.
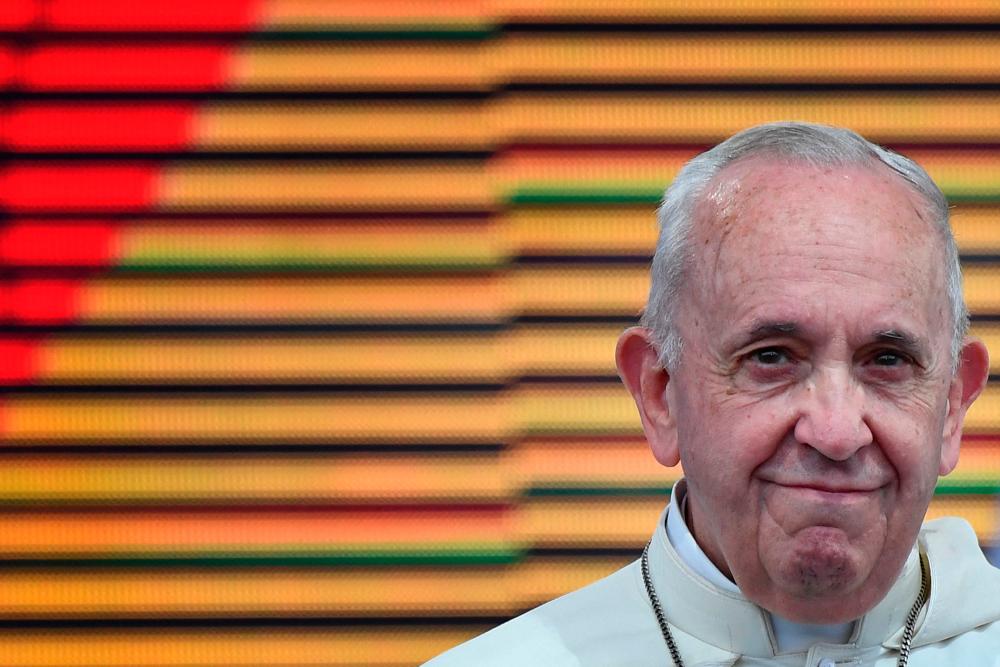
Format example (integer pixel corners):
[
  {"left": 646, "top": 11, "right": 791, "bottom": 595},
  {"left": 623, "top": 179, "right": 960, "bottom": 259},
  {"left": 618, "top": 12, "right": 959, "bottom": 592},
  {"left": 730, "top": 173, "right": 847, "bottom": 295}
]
[{"left": 682, "top": 157, "right": 949, "bottom": 339}]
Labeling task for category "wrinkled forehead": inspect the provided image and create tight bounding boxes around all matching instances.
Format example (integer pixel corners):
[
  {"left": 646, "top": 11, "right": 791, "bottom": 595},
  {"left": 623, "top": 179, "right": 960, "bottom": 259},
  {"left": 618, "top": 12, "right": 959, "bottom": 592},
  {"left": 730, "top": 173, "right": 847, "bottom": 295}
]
[
  {"left": 681, "top": 156, "right": 950, "bottom": 326},
  {"left": 688, "top": 156, "right": 940, "bottom": 268},
  {"left": 692, "top": 155, "right": 934, "bottom": 243}
]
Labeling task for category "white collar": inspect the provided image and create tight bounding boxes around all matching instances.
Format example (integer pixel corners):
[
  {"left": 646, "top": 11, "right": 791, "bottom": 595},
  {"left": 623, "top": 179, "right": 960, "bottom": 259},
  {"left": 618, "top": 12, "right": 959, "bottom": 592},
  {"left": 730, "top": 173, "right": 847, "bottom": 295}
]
[{"left": 666, "top": 481, "right": 855, "bottom": 652}]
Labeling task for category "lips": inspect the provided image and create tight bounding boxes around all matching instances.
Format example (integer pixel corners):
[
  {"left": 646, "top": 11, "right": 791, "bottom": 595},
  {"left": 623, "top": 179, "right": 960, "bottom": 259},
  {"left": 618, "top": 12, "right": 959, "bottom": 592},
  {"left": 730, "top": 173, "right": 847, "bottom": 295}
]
[{"left": 775, "top": 482, "right": 882, "bottom": 494}]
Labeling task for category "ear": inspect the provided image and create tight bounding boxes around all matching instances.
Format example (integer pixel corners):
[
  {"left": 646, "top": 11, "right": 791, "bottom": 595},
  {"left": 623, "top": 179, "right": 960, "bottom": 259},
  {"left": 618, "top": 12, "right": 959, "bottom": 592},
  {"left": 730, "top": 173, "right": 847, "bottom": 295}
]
[
  {"left": 940, "top": 337, "right": 990, "bottom": 475},
  {"left": 615, "top": 327, "right": 680, "bottom": 467}
]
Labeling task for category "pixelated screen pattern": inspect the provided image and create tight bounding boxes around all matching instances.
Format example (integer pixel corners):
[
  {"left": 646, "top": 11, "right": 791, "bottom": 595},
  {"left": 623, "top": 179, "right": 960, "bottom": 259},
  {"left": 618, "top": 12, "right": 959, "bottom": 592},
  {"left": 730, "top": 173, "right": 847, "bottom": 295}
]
[{"left": 2, "top": 1, "right": 1000, "bottom": 664}]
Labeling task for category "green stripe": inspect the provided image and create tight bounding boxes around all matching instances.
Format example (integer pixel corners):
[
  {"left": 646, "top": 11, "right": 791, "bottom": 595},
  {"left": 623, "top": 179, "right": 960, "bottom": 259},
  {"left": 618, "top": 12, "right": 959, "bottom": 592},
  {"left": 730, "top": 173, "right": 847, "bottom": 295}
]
[
  {"left": 509, "top": 189, "right": 661, "bottom": 205},
  {"left": 935, "top": 481, "right": 1000, "bottom": 494},
  {"left": 942, "top": 192, "right": 1000, "bottom": 203},
  {"left": 528, "top": 485, "right": 672, "bottom": 497}
]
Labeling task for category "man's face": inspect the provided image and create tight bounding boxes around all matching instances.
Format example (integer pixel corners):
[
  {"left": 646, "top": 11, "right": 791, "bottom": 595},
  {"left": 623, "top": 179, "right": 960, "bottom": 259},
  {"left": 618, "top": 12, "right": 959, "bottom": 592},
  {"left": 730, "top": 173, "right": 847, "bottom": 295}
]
[{"left": 665, "top": 158, "right": 961, "bottom": 622}]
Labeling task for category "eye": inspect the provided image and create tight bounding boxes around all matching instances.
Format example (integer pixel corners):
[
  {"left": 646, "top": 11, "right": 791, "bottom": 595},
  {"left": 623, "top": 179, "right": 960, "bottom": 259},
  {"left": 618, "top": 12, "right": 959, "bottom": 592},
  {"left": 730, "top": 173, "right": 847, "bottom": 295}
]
[
  {"left": 872, "top": 350, "right": 910, "bottom": 367},
  {"left": 750, "top": 347, "right": 790, "bottom": 365}
]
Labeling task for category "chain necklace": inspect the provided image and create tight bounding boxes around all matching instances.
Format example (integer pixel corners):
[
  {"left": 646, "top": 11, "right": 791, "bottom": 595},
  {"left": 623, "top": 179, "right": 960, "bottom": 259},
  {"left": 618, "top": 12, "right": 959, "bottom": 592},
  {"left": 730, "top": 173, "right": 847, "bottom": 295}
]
[{"left": 639, "top": 541, "right": 930, "bottom": 667}]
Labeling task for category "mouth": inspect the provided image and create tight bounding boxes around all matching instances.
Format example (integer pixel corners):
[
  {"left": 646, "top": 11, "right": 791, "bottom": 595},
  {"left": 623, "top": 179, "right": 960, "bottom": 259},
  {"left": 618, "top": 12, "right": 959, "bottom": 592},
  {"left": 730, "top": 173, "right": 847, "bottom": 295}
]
[{"left": 777, "top": 482, "right": 881, "bottom": 494}]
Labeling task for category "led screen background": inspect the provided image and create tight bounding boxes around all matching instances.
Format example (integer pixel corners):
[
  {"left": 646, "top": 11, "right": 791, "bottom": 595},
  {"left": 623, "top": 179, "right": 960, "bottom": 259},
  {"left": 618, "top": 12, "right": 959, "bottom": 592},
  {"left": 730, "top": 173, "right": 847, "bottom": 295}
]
[{"left": 3, "top": 1, "right": 1000, "bottom": 664}]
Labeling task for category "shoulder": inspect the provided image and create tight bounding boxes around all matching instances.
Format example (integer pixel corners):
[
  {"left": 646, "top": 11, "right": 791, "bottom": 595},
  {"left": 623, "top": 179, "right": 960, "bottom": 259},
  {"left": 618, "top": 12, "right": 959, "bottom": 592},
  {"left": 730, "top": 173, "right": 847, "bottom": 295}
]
[
  {"left": 423, "top": 561, "right": 664, "bottom": 667},
  {"left": 914, "top": 517, "right": 1000, "bottom": 649}
]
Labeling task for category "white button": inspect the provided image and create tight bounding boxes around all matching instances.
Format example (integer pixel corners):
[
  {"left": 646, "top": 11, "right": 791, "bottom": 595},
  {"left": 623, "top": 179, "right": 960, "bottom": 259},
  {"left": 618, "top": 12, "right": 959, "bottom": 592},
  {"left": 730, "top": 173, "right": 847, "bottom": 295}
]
[{"left": 817, "top": 659, "right": 836, "bottom": 667}]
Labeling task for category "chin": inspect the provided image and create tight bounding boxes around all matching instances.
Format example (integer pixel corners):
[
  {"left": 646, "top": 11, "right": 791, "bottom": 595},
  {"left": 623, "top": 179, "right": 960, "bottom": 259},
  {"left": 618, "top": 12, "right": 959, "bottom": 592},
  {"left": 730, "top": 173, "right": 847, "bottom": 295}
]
[
  {"left": 757, "top": 529, "right": 877, "bottom": 623},
  {"left": 783, "top": 528, "right": 861, "bottom": 597}
]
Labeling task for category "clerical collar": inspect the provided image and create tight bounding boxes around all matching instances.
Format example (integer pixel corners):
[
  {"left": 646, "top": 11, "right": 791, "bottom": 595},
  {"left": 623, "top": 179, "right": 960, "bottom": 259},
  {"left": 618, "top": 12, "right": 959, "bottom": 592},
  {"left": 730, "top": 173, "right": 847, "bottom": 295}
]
[{"left": 665, "top": 481, "right": 854, "bottom": 652}]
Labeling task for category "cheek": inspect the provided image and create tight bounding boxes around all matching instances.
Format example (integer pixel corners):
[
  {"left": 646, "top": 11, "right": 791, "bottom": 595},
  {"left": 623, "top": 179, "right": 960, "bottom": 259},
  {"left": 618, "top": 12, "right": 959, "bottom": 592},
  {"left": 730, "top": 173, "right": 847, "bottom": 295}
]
[
  {"left": 678, "top": 402, "right": 789, "bottom": 480},
  {"left": 866, "top": 401, "right": 944, "bottom": 481}
]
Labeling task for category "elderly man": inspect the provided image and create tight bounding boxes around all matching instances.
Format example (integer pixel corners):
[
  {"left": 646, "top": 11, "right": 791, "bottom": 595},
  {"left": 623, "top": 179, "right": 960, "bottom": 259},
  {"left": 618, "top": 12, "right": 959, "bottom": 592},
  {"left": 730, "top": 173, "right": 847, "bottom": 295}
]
[{"left": 426, "top": 122, "right": 1000, "bottom": 665}]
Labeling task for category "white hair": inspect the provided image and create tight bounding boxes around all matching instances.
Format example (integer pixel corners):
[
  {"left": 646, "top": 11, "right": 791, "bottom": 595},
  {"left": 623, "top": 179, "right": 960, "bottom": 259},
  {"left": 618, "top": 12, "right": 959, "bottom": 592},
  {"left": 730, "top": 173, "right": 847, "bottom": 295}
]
[{"left": 640, "top": 121, "right": 966, "bottom": 370}]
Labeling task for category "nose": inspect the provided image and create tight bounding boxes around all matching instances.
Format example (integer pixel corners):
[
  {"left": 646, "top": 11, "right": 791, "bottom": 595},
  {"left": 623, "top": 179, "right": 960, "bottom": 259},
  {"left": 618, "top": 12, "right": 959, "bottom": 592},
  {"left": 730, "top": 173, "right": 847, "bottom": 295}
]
[{"left": 793, "top": 367, "right": 873, "bottom": 461}]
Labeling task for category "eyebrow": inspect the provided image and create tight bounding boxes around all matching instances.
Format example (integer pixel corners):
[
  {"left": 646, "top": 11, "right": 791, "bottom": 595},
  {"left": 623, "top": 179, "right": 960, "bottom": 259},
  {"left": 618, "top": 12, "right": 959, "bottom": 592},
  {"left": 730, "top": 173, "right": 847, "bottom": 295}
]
[
  {"left": 746, "top": 321, "right": 799, "bottom": 340},
  {"left": 872, "top": 329, "right": 926, "bottom": 358}
]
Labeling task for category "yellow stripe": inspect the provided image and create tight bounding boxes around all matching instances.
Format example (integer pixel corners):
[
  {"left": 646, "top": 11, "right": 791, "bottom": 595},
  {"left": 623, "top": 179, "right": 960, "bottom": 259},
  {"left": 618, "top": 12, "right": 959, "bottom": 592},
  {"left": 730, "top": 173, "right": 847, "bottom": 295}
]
[
  {"left": 507, "top": 206, "right": 656, "bottom": 254},
  {"left": 0, "top": 454, "right": 510, "bottom": 504},
  {"left": 524, "top": 496, "right": 1000, "bottom": 546},
  {"left": 223, "top": 35, "right": 1000, "bottom": 90},
  {"left": 965, "top": 266, "right": 1000, "bottom": 312},
  {"left": 34, "top": 317, "right": 1000, "bottom": 386},
  {"left": 500, "top": 33, "right": 1000, "bottom": 84},
  {"left": 260, "top": 0, "right": 1000, "bottom": 26},
  {"left": 0, "top": 511, "right": 508, "bottom": 554},
  {"left": 0, "top": 627, "right": 481, "bottom": 666},
  {"left": 35, "top": 325, "right": 628, "bottom": 383},
  {"left": 6, "top": 382, "right": 1000, "bottom": 444},
  {"left": 1, "top": 394, "right": 511, "bottom": 445},
  {"left": 154, "top": 152, "right": 1000, "bottom": 209},
  {"left": 108, "top": 205, "right": 1000, "bottom": 265},
  {"left": 517, "top": 437, "right": 678, "bottom": 486},
  {"left": 0, "top": 557, "right": 629, "bottom": 618},
  {"left": 490, "top": 0, "right": 1000, "bottom": 22},
  {"left": 159, "top": 163, "right": 493, "bottom": 211},
  {"left": 3, "top": 437, "right": 995, "bottom": 504},
  {"left": 72, "top": 265, "right": 1000, "bottom": 322},
  {"left": 924, "top": 497, "right": 1000, "bottom": 541},
  {"left": 38, "top": 334, "right": 509, "bottom": 383},
  {"left": 522, "top": 497, "right": 671, "bottom": 547},
  {"left": 0, "top": 569, "right": 513, "bottom": 617},
  {"left": 196, "top": 100, "right": 495, "bottom": 149},
  {"left": 79, "top": 275, "right": 508, "bottom": 323},
  {"left": 951, "top": 207, "right": 1000, "bottom": 253},
  {"left": 229, "top": 45, "right": 492, "bottom": 91},
  {"left": 263, "top": 0, "right": 486, "bottom": 27},
  {"left": 190, "top": 93, "right": 1000, "bottom": 147},
  {"left": 120, "top": 220, "right": 502, "bottom": 266}
]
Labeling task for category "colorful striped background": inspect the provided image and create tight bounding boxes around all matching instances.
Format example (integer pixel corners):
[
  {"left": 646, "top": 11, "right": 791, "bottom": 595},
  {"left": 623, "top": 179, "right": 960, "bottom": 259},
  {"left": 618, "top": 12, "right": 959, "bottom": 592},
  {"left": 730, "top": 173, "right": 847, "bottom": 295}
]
[{"left": 4, "top": 1, "right": 1000, "bottom": 665}]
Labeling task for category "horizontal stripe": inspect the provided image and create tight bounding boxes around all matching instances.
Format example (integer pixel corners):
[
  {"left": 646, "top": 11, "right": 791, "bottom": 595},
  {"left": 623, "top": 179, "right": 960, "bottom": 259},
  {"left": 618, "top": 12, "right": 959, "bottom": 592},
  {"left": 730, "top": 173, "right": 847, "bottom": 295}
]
[
  {"left": 0, "top": 556, "right": 631, "bottom": 618},
  {"left": 11, "top": 34, "right": 1000, "bottom": 93},
  {"left": 221, "top": 34, "right": 1000, "bottom": 92},
  {"left": 3, "top": 205, "right": 999, "bottom": 271},
  {"left": 0, "top": 507, "right": 511, "bottom": 554},
  {"left": 0, "top": 453, "right": 511, "bottom": 504},
  {"left": 2, "top": 382, "right": 1000, "bottom": 443},
  {"left": 15, "top": 94, "right": 1000, "bottom": 151},
  {"left": 522, "top": 496, "right": 1000, "bottom": 545},
  {"left": 0, "top": 625, "right": 480, "bottom": 666},
  {"left": 5, "top": 264, "right": 1000, "bottom": 324},
  {"left": 491, "top": 1, "right": 1000, "bottom": 24},
  {"left": 7, "top": 147, "right": 1000, "bottom": 211},
  {"left": 14, "top": 0, "right": 259, "bottom": 32},
  {"left": 12, "top": 1, "right": 1000, "bottom": 38},
  {"left": 0, "top": 494, "right": 991, "bottom": 561},
  {"left": 0, "top": 436, "right": 992, "bottom": 503}
]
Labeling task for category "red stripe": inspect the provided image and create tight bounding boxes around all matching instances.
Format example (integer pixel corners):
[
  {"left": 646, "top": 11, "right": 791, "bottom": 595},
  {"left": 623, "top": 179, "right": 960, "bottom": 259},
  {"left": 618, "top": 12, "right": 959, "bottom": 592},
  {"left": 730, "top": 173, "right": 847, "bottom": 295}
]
[
  {"left": 45, "top": 0, "right": 260, "bottom": 31},
  {"left": 0, "top": 164, "right": 158, "bottom": 212},
  {"left": 19, "top": 45, "right": 234, "bottom": 91},
  {"left": 0, "top": 338, "right": 39, "bottom": 384},
  {"left": 5, "top": 103, "right": 196, "bottom": 150},
  {"left": 0, "top": 46, "right": 17, "bottom": 87},
  {"left": 3, "top": 2, "right": 264, "bottom": 389},
  {"left": 0, "top": 0, "right": 38, "bottom": 30},
  {"left": 1, "top": 280, "right": 83, "bottom": 325},
  {"left": 0, "top": 221, "right": 119, "bottom": 267}
]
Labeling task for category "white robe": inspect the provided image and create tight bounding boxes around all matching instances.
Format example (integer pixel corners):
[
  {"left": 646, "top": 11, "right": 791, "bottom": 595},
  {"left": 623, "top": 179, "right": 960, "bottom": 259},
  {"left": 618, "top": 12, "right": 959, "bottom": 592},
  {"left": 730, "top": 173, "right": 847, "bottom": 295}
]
[{"left": 425, "top": 504, "right": 1000, "bottom": 666}]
